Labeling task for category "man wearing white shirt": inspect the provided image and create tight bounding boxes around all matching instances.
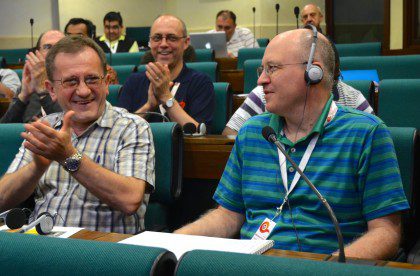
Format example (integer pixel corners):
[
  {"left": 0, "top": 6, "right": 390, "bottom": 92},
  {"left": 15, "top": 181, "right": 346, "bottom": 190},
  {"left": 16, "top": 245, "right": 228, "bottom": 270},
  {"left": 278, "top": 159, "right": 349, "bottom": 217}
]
[{"left": 209, "top": 10, "right": 259, "bottom": 58}]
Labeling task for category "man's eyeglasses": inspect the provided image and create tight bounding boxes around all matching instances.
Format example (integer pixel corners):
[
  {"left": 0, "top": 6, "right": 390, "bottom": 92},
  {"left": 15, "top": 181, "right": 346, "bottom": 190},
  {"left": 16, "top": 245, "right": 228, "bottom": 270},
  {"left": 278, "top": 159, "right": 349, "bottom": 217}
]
[
  {"left": 53, "top": 75, "right": 105, "bottom": 89},
  {"left": 42, "top": 44, "right": 53, "bottom": 51},
  {"left": 256, "top": 62, "right": 307, "bottom": 78},
  {"left": 150, "top": 34, "right": 186, "bottom": 43}
]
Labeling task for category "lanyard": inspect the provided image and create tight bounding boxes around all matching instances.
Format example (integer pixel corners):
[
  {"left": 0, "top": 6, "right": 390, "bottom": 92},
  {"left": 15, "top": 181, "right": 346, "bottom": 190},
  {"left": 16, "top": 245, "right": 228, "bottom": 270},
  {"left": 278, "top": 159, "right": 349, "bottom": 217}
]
[
  {"left": 159, "top": 82, "right": 180, "bottom": 115},
  {"left": 272, "top": 101, "right": 337, "bottom": 220}
]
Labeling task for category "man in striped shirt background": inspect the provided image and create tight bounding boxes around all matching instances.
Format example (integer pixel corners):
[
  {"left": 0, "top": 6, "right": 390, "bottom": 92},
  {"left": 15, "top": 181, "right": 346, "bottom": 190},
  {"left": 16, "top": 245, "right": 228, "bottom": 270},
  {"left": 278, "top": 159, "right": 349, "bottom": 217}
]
[{"left": 176, "top": 28, "right": 408, "bottom": 260}]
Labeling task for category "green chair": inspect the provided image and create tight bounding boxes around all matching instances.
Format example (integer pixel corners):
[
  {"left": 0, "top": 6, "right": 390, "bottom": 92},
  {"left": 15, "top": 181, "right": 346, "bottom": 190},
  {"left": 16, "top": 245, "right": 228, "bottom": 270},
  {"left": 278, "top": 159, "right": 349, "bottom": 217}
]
[
  {"left": 113, "top": 65, "right": 136, "bottom": 85},
  {"left": 137, "top": 62, "right": 218, "bottom": 82},
  {"left": 146, "top": 122, "right": 183, "bottom": 231},
  {"left": 257, "top": 38, "right": 269, "bottom": 47},
  {"left": 175, "top": 250, "right": 420, "bottom": 275},
  {"left": 13, "top": 68, "right": 23, "bottom": 80},
  {"left": 388, "top": 127, "right": 419, "bottom": 262},
  {"left": 237, "top": 48, "right": 265, "bottom": 70},
  {"left": 343, "top": 80, "right": 375, "bottom": 109},
  {"left": 107, "top": 84, "right": 122, "bottom": 106},
  {"left": 0, "top": 232, "right": 176, "bottom": 275},
  {"left": 243, "top": 59, "right": 262, "bottom": 94},
  {"left": 0, "top": 48, "right": 28, "bottom": 65},
  {"left": 211, "top": 82, "right": 233, "bottom": 134},
  {"left": 378, "top": 79, "right": 420, "bottom": 129},
  {"left": 106, "top": 52, "right": 145, "bottom": 66},
  {"left": 0, "top": 123, "right": 24, "bottom": 176},
  {"left": 340, "top": 55, "right": 420, "bottom": 80},
  {"left": 0, "top": 56, "right": 5, "bottom": 68},
  {"left": 195, "top": 49, "right": 215, "bottom": 62},
  {"left": 336, "top": 42, "right": 381, "bottom": 57}
]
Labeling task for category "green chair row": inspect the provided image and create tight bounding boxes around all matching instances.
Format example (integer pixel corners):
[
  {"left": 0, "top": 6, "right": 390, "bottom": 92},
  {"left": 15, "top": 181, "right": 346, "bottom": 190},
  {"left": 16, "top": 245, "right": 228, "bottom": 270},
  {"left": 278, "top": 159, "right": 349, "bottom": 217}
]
[
  {"left": 195, "top": 49, "right": 214, "bottom": 62},
  {"left": 257, "top": 38, "right": 269, "bottom": 47},
  {"left": 0, "top": 48, "right": 28, "bottom": 65},
  {"left": 340, "top": 55, "right": 420, "bottom": 80},
  {"left": 0, "top": 232, "right": 176, "bottom": 275},
  {"left": 237, "top": 48, "right": 265, "bottom": 70},
  {"left": 335, "top": 42, "right": 381, "bottom": 57},
  {"left": 105, "top": 52, "right": 146, "bottom": 66}
]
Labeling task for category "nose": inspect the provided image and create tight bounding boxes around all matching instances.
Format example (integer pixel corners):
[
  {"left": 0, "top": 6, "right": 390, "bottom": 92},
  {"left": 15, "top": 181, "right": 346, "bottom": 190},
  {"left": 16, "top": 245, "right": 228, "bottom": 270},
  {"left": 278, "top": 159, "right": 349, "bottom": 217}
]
[
  {"left": 159, "top": 37, "right": 169, "bottom": 47},
  {"left": 75, "top": 80, "right": 91, "bottom": 97},
  {"left": 257, "top": 71, "right": 270, "bottom": 86}
]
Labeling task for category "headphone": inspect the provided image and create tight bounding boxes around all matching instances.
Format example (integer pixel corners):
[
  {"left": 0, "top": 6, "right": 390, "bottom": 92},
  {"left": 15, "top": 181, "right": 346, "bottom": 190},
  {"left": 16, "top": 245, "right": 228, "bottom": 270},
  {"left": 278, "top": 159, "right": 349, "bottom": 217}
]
[
  {"left": 304, "top": 24, "right": 323, "bottom": 85},
  {"left": 0, "top": 208, "right": 28, "bottom": 229},
  {"left": 19, "top": 211, "right": 55, "bottom": 235},
  {"left": 182, "top": 123, "right": 207, "bottom": 137}
]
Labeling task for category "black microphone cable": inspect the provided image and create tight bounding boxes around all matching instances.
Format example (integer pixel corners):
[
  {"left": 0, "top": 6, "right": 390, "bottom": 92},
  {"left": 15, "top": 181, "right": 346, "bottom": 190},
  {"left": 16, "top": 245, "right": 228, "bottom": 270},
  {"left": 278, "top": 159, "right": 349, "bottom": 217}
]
[
  {"left": 134, "top": 111, "right": 170, "bottom": 122},
  {"left": 286, "top": 199, "right": 302, "bottom": 252}
]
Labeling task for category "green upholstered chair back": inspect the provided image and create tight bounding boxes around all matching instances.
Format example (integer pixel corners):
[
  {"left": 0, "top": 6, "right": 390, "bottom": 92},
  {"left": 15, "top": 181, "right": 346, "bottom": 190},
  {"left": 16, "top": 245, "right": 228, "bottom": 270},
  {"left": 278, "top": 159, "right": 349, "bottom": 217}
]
[
  {"left": 175, "top": 250, "right": 419, "bottom": 275},
  {"left": 257, "top": 38, "right": 269, "bottom": 47},
  {"left": 113, "top": 65, "right": 136, "bottom": 85},
  {"left": 211, "top": 82, "right": 232, "bottom": 134},
  {"left": 343, "top": 80, "right": 375, "bottom": 108},
  {"left": 0, "top": 48, "right": 28, "bottom": 65},
  {"left": 195, "top": 49, "right": 215, "bottom": 62},
  {"left": 378, "top": 79, "right": 420, "bottom": 129},
  {"left": 0, "top": 232, "right": 176, "bottom": 275},
  {"left": 106, "top": 52, "right": 145, "bottom": 66},
  {"left": 340, "top": 55, "right": 420, "bottom": 80},
  {"left": 0, "top": 123, "right": 24, "bottom": 176},
  {"left": 388, "top": 127, "right": 419, "bottom": 255},
  {"left": 237, "top": 48, "right": 265, "bottom": 70},
  {"left": 107, "top": 84, "right": 122, "bottom": 106},
  {"left": 13, "top": 68, "right": 23, "bottom": 80},
  {"left": 146, "top": 122, "right": 183, "bottom": 231},
  {"left": 137, "top": 62, "right": 218, "bottom": 82},
  {"left": 0, "top": 56, "right": 5, "bottom": 68},
  {"left": 243, "top": 59, "right": 262, "bottom": 94},
  {"left": 336, "top": 42, "right": 381, "bottom": 57}
]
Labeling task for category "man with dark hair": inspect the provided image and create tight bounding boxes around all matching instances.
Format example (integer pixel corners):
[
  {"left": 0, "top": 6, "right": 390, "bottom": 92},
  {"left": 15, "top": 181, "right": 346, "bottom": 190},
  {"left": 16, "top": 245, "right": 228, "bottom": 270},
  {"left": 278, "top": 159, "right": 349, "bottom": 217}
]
[
  {"left": 176, "top": 29, "right": 408, "bottom": 260},
  {"left": 64, "top": 18, "right": 95, "bottom": 38},
  {"left": 209, "top": 10, "right": 259, "bottom": 57},
  {"left": 96, "top": 11, "right": 138, "bottom": 53},
  {"left": 118, "top": 14, "right": 215, "bottom": 129},
  {"left": 1, "top": 30, "right": 64, "bottom": 123},
  {"left": 0, "top": 36, "right": 155, "bottom": 234}
]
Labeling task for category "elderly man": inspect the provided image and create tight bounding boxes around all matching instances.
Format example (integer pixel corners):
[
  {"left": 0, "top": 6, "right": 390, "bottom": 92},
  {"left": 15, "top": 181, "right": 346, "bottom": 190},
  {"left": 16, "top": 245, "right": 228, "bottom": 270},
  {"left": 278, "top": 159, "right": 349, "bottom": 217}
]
[
  {"left": 301, "top": 4, "right": 324, "bottom": 32},
  {"left": 175, "top": 28, "right": 408, "bottom": 260},
  {"left": 0, "top": 36, "right": 155, "bottom": 234},
  {"left": 0, "top": 68, "right": 20, "bottom": 99},
  {"left": 0, "top": 30, "right": 64, "bottom": 123},
  {"left": 96, "top": 11, "right": 138, "bottom": 53},
  {"left": 209, "top": 10, "right": 259, "bottom": 58},
  {"left": 118, "top": 14, "right": 215, "bottom": 129}
]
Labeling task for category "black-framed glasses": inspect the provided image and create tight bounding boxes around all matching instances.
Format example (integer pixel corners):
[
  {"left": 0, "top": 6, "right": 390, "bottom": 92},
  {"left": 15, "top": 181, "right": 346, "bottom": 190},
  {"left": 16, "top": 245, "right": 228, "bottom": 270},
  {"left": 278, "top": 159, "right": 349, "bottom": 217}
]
[
  {"left": 150, "top": 34, "right": 186, "bottom": 43},
  {"left": 257, "top": 62, "right": 307, "bottom": 78},
  {"left": 53, "top": 75, "right": 105, "bottom": 89}
]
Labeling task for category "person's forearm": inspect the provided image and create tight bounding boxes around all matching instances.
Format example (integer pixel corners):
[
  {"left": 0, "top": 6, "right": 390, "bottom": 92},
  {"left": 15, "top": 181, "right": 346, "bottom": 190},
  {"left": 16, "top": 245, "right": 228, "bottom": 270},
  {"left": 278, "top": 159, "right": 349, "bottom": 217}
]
[
  {"left": 39, "top": 93, "right": 61, "bottom": 114},
  {"left": 69, "top": 155, "right": 147, "bottom": 215},
  {"left": 0, "top": 162, "right": 45, "bottom": 211},
  {"left": 0, "top": 98, "right": 27, "bottom": 123},
  {"left": 175, "top": 206, "right": 245, "bottom": 238},
  {"left": 135, "top": 102, "right": 155, "bottom": 118},
  {"left": 165, "top": 101, "right": 198, "bottom": 127},
  {"left": 222, "top": 126, "right": 238, "bottom": 136}
]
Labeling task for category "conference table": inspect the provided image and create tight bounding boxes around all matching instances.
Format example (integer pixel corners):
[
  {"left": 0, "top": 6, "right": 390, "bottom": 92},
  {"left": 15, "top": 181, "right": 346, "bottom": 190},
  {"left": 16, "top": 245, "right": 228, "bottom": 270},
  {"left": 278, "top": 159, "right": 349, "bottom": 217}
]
[{"left": 69, "top": 229, "right": 420, "bottom": 271}]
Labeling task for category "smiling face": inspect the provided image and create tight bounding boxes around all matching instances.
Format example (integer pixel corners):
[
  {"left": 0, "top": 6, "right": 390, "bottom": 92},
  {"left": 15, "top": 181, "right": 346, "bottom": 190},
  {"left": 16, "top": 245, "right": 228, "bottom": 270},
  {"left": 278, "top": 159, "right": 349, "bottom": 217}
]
[
  {"left": 104, "top": 20, "right": 122, "bottom": 42},
  {"left": 46, "top": 47, "right": 109, "bottom": 130},
  {"left": 149, "top": 15, "right": 189, "bottom": 69}
]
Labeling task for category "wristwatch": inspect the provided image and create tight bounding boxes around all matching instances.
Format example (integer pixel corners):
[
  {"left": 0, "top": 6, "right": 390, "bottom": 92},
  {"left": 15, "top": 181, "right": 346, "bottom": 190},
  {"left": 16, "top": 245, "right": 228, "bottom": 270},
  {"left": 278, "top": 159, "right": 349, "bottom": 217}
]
[
  {"left": 63, "top": 151, "right": 83, "bottom": 172},
  {"left": 164, "top": 97, "right": 175, "bottom": 109}
]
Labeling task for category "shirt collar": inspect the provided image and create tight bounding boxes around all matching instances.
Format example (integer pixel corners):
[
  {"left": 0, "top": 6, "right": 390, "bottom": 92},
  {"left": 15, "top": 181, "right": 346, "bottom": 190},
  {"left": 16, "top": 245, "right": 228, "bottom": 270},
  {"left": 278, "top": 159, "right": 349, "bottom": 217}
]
[
  {"left": 268, "top": 94, "right": 333, "bottom": 143},
  {"left": 99, "top": 35, "right": 126, "bottom": 42}
]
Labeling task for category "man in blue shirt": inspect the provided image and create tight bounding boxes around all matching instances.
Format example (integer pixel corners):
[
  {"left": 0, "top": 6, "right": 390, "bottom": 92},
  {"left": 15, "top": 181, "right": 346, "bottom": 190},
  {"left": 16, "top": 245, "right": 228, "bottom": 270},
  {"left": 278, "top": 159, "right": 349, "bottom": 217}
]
[{"left": 118, "top": 15, "right": 215, "bottom": 128}]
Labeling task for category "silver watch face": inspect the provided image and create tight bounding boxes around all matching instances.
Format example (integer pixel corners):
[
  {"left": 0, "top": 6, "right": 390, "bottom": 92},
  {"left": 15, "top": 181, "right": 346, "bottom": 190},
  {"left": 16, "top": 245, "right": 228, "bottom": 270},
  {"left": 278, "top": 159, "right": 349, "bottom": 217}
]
[{"left": 166, "top": 98, "right": 174, "bottom": 108}]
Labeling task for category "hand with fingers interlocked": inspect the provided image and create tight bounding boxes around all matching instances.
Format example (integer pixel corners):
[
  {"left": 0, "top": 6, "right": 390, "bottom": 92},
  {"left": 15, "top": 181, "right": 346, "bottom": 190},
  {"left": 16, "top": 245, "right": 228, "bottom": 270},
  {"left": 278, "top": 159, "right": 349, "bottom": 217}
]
[
  {"left": 145, "top": 62, "right": 174, "bottom": 104},
  {"left": 25, "top": 50, "right": 47, "bottom": 93}
]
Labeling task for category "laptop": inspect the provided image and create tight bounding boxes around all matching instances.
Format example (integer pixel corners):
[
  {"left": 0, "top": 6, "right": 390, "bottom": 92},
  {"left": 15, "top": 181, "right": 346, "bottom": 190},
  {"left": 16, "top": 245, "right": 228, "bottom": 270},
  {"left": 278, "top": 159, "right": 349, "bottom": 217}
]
[{"left": 189, "top": 31, "right": 228, "bottom": 58}]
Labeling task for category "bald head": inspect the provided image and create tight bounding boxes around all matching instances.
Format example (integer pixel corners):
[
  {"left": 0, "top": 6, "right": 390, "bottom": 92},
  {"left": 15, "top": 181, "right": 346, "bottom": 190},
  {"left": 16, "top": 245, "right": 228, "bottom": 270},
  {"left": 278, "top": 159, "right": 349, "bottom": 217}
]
[
  {"left": 36, "top": 30, "right": 65, "bottom": 57},
  {"left": 300, "top": 4, "right": 323, "bottom": 29},
  {"left": 152, "top": 14, "right": 187, "bottom": 37}
]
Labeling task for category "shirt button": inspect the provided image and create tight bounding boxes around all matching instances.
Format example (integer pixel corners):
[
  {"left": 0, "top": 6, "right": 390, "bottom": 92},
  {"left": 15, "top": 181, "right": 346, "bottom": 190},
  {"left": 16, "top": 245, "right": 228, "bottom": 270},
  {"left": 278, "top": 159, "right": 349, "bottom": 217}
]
[
  {"left": 290, "top": 148, "right": 296, "bottom": 153},
  {"left": 288, "top": 167, "right": 295, "bottom": 173}
]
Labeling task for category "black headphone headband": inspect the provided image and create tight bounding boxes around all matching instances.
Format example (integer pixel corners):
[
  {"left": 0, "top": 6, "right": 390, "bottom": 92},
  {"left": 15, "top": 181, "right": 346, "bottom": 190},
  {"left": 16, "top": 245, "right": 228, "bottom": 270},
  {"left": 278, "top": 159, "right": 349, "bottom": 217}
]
[{"left": 304, "top": 24, "right": 323, "bottom": 85}]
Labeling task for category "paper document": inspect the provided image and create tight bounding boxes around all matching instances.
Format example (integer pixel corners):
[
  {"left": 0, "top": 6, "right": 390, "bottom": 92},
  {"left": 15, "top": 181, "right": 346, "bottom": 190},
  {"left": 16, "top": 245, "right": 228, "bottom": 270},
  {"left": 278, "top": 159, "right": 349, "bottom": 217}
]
[
  {"left": 0, "top": 225, "right": 83, "bottom": 238},
  {"left": 119, "top": 231, "right": 274, "bottom": 259}
]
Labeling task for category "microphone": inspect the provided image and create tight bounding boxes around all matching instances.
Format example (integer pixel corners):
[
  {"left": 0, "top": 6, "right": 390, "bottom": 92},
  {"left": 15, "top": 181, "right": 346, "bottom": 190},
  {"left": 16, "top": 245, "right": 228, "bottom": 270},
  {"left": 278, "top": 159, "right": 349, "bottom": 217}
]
[
  {"left": 30, "top": 18, "right": 34, "bottom": 49},
  {"left": 19, "top": 212, "right": 54, "bottom": 235},
  {"left": 262, "top": 126, "right": 346, "bottom": 263},
  {"left": 294, "top": 6, "right": 300, "bottom": 29},
  {"left": 252, "top": 7, "right": 256, "bottom": 48},
  {"left": 0, "top": 208, "right": 26, "bottom": 229},
  {"left": 275, "top": 4, "right": 280, "bottom": 35}
]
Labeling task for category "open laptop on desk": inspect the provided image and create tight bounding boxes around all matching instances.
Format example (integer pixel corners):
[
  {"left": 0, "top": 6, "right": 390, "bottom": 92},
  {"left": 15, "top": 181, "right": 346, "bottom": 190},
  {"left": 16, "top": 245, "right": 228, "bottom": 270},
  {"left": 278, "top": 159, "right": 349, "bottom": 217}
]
[{"left": 190, "top": 31, "right": 228, "bottom": 58}]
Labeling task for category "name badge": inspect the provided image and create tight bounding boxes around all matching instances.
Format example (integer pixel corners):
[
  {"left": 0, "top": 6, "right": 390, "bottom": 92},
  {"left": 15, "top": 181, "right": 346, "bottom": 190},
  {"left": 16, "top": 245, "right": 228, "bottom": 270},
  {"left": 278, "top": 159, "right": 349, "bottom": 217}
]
[{"left": 252, "top": 218, "right": 276, "bottom": 240}]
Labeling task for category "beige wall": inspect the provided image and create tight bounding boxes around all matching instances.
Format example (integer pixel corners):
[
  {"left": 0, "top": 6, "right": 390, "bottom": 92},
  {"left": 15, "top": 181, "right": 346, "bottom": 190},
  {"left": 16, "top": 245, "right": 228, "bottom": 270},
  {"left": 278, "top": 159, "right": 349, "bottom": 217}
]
[
  {"left": 390, "top": 0, "right": 403, "bottom": 50},
  {"left": 0, "top": 0, "right": 324, "bottom": 49}
]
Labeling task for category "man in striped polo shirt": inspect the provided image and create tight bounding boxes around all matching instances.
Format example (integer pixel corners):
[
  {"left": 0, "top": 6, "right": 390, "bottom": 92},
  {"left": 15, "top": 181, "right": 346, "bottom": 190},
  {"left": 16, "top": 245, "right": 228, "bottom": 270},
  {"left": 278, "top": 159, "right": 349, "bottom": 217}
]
[{"left": 176, "top": 28, "right": 408, "bottom": 260}]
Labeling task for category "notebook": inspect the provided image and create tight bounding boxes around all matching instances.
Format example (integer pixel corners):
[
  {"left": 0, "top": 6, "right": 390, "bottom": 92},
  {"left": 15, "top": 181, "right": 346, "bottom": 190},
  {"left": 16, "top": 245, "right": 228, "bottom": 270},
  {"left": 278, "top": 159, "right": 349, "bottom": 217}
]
[
  {"left": 119, "top": 231, "right": 274, "bottom": 259},
  {"left": 190, "top": 31, "right": 228, "bottom": 58}
]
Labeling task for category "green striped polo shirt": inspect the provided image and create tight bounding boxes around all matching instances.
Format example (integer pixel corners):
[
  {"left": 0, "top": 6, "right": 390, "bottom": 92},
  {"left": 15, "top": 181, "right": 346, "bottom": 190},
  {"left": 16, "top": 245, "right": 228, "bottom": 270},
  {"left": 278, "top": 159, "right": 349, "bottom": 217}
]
[{"left": 214, "top": 96, "right": 409, "bottom": 254}]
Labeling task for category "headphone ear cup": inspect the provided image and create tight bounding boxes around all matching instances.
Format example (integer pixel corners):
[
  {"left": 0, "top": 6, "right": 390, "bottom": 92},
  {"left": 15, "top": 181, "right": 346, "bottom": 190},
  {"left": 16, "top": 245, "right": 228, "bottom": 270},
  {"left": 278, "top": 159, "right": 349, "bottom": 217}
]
[
  {"left": 305, "top": 65, "right": 323, "bottom": 85},
  {"left": 5, "top": 208, "right": 26, "bottom": 229},
  {"left": 35, "top": 212, "right": 54, "bottom": 235},
  {"left": 198, "top": 123, "right": 207, "bottom": 135}
]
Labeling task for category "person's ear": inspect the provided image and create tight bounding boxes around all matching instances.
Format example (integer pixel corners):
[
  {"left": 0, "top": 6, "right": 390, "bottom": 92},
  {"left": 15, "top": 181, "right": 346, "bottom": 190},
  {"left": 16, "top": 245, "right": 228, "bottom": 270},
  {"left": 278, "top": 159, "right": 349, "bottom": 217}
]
[{"left": 45, "top": 80, "right": 57, "bottom": 101}]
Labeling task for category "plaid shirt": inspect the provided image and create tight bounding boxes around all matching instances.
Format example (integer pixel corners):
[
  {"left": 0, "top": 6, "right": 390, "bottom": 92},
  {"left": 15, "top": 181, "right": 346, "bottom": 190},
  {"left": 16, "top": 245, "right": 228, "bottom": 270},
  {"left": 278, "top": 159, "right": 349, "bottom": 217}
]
[{"left": 7, "top": 102, "right": 155, "bottom": 234}]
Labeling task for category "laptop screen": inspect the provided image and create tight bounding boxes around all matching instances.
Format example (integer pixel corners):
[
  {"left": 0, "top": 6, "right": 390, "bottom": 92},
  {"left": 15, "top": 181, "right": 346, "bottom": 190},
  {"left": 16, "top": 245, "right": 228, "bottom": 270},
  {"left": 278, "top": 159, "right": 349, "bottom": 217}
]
[{"left": 190, "top": 31, "right": 228, "bottom": 58}]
